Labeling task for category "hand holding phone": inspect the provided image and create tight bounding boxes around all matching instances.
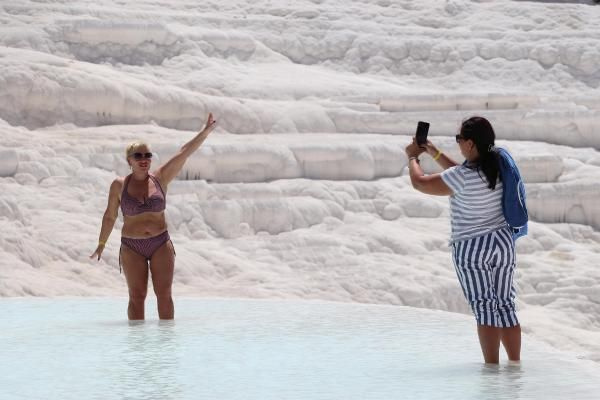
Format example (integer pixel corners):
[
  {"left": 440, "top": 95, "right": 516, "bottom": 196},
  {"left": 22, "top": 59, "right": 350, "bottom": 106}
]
[{"left": 415, "top": 121, "right": 430, "bottom": 146}]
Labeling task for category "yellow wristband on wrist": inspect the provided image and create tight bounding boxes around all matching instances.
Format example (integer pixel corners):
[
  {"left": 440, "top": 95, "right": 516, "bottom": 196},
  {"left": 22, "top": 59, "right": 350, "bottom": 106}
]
[
  {"left": 98, "top": 241, "right": 106, "bottom": 246},
  {"left": 433, "top": 150, "right": 442, "bottom": 161}
]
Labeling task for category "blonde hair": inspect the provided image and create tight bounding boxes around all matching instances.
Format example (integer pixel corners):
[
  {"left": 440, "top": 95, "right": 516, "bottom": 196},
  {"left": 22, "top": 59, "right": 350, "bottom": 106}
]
[{"left": 125, "top": 141, "right": 150, "bottom": 159}]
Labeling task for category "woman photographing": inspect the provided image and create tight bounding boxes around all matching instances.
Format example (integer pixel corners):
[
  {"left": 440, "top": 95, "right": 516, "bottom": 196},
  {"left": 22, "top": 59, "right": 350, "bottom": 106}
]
[{"left": 405, "top": 116, "right": 521, "bottom": 364}]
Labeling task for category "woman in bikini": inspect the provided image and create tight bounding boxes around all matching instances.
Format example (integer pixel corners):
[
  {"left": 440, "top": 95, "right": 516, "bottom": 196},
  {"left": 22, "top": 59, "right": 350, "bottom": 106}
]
[{"left": 90, "top": 113, "right": 217, "bottom": 320}]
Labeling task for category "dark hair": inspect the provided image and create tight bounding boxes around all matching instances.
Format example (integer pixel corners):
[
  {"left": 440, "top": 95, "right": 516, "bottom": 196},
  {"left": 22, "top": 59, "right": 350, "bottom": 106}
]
[{"left": 460, "top": 116, "right": 500, "bottom": 190}]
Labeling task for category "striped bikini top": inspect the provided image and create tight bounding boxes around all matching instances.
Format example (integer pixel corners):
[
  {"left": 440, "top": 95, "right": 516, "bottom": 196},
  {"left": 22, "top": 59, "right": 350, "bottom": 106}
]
[{"left": 120, "top": 174, "right": 166, "bottom": 216}]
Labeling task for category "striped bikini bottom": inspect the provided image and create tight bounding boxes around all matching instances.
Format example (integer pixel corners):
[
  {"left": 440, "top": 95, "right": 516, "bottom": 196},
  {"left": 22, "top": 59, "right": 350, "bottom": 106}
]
[{"left": 119, "top": 231, "right": 173, "bottom": 272}]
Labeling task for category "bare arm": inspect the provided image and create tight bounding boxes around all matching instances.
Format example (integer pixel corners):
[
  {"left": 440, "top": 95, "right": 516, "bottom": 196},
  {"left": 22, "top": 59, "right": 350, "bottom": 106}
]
[
  {"left": 407, "top": 159, "right": 453, "bottom": 196},
  {"left": 423, "top": 141, "right": 459, "bottom": 170},
  {"left": 406, "top": 139, "right": 453, "bottom": 196},
  {"left": 155, "top": 113, "right": 217, "bottom": 187},
  {"left": 90, "top": 179, "right": 122, "bottom": 261}
]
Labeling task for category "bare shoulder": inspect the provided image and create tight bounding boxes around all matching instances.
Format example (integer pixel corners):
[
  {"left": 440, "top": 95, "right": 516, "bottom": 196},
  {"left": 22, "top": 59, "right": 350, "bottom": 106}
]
[
  {"left": 110, "top": 177, "right": 125, "bottom": 193},
  {"left": 151, "top": 168, "right": 163, "bottom": 181},
  {"left": 151, "top": 170, "right": 168, "bottom": 191}
]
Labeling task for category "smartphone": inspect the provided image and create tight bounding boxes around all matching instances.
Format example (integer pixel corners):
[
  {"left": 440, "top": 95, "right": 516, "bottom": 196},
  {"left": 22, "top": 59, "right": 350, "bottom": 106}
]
[{"left": 415, "top": 121, "right": 430, "bottom": 146}]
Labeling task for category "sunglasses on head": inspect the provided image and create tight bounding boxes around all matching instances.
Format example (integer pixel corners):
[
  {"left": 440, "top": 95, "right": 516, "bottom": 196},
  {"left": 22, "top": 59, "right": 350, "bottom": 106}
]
[{"left": 131, "top": 152, "right": 153, "bottom": 160}]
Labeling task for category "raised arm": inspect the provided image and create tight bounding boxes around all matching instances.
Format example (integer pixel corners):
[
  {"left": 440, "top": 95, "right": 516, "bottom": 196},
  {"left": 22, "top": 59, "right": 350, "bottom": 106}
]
[
  {"left": 405, "top": 139, "right": 453, "bottom": 196},
  {"left": 423, "top": 140, "right": 459, "bottom": 170},
  {"left": 155, "top": 113, "right": 217, "bottom": 187},
  {"left": 90, "top": 178, "right": 122, "bottom": 261}
]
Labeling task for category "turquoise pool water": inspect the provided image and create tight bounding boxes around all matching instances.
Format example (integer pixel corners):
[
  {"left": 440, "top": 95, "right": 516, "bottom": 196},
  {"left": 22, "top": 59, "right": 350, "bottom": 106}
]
[{"left": 2, "top": 298, "right": 599, "bottom": 400}]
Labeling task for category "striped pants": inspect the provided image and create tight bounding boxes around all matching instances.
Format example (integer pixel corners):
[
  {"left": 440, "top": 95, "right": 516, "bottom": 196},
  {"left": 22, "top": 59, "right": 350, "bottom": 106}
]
[{"left": 451, "top": 227, "right": 519, "bottom": 328}]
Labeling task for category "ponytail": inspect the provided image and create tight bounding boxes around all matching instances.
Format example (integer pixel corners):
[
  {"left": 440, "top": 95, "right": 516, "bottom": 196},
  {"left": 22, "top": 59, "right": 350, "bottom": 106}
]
[
  {"left": 460, "top": 117, "right": 500, "bottom": 190},
  {"left": 478, "top": 148, "right": 500, "bottom": 190}
]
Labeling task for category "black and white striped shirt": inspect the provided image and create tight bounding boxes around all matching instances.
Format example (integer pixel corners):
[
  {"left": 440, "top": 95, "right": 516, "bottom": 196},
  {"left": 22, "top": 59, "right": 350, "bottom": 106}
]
[{"left": 441, "top": 164, "right": 508, "bottom": 243}]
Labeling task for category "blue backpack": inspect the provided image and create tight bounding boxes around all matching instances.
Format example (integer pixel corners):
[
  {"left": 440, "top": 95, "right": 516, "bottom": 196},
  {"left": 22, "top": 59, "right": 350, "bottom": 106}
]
[{"left": 493, "top": 147, "right": 528, "bottom": 240}]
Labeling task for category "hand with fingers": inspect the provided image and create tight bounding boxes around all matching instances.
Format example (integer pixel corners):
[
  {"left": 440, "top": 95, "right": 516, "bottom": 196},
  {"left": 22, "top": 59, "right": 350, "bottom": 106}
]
[
  {"left": 90, "top": 244, "right": 105, "bottom": 261},
  {"left": 405, "top": 137, "right": 428, "bottom": 159},
  {"left": 202, "top": 112, "right": 217, "bottom": 135},
  {"left": 422, "top": 139, "right": 440, "bottom": 158}
]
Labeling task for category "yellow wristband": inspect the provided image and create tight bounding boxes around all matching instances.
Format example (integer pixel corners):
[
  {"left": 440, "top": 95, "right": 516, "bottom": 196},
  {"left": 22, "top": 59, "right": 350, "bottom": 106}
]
[
  {"left": 98, "top": 241, "right": 106, "bottom": 246},
  {"left": 433, "top": 150, "right": 442, "bottom": 161}
]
